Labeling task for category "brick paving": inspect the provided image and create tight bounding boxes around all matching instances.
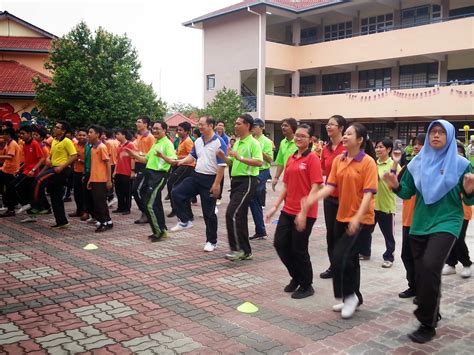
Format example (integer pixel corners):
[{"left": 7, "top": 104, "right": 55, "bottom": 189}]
[{"left": 1, "top": 167, "right": 473, "bottom": 354}]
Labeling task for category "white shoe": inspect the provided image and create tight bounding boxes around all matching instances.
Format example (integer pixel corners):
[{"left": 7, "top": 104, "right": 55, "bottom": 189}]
[
  {"left": 95, "top": 221, "right": 101, "bottom": 227},
  {"left": 442, "top": 265, "right": 456, "bottom": 275},
  {"left": 107, "top": 197, "right": 117, "bottom": 207},
  {"left": 215, "top": 207, "right": 218, "bottom": 214},
  {"left": 17, "top": 204, "right": 31, "bottom": 214},
  {"left": 203, "top": 242, "right": 216, "bottom": 252},
  {"left": 341, "top": 293, "right": 359, "bottom": 319},
  {"left": 332, "top": 303, "right": 344, "bottom": 312},
  {"left": 20, "top": 216, "right": 36, "bottom": 223},
  {"left": 460, "top": 266, "right": 471, "bottom": 278},
  {"left": 170, "top": 221, "right": 193, "bottom": 232},
  {"left": 216, "top": 199, "right": 221, "bottom": 206},
  {"left": 86, "top": 217, "right": 97, "bottom": 224}
]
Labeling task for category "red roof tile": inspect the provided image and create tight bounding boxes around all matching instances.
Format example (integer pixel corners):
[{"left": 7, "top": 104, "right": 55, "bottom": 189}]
[
  {"left": 0, "top": 36, "right": 52, "bottom": 51},
  {"left": 165, "top": 113, "right": 196, "bottom": 127},
  {"left": 0, "top": 60, "right": 51, "bottom": 95}
]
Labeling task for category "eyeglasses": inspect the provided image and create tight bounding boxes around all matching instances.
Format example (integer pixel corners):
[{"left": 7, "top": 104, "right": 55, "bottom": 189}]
[
  {"left": 429, "top": 128, "right": 446, "bottom": 136},
  {"left": 326, "top": 123, "right": 339, "bottom": 128},
  {"left": 295, "top": 134, "right": 310, "bottom": 139},
  {"left": 281, "top": 124, "right": 289, "bottom": 128}
]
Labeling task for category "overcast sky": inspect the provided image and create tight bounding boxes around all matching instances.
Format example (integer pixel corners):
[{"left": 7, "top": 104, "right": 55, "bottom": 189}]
[{"left": 1, "top": 0, "right": 236, "bottom": 108}]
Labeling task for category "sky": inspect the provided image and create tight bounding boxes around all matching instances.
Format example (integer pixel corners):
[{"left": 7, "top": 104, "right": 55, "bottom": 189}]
[{"left": 1, "top": 0, "right": 237, "bottom": 108}]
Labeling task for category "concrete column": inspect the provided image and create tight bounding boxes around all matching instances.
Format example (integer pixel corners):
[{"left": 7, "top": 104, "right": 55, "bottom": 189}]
[
  {"left": 392, "top": 61, "right": 400, "bottom": 87},
  {"left": 292, "top": 20, "right": 301, "bottom": 45},
  {"left": 291, "top": 71, "right": 300, "bottom": 97},
  {"left": 351, "top": 66, "right": 359, "bottom": 91},
  {"left": 439, "top": 56, "right": 448, "bottom": 83},
  {"left": 319, "top": 18, "right": 325, "bottom": 41},
  {"left": 259, "top": 12, "right": 267, "bottom": 119},
  {"left": 393, "top": 0, "right": 401, "bottom": 27},
  {"left": 353, "top": 11, "right": 360, "bottom": 36},
  {"left": 441, "top": 0, "right": 450, "bottom": 19}
]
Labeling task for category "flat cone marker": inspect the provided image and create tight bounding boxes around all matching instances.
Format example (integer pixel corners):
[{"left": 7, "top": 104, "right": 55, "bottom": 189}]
[
  {"left": 237, "top": 302, "right": 258, "bottom": 313},
  {"left": 83, "top": 243, "right": 98, "bottom": 250}
]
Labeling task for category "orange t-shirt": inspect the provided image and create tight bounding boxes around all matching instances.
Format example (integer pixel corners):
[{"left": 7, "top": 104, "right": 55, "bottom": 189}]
[
  {"left": 41, "top": 143, "right": 50, "bottom": 158},
  {"left": 177, "top": 137, "right": 195, "bottom": 167},
  {"left": 1, "top": 140, "right": 21, "bottom": 174},
  {"left": 104, "top": 139, "right": 119, "bottom": 166},
  {"left": 74, "top": 143, "right": 86, "bottom": 173},
  {"left": 89, "top": 143, "right": 109, "bottom": 183},
  {"left": 463, "top": 202, "right": 472, "bottom": 221},
  {"left": 327, "top": 151, "right": 378, "bottom": 225},
  {"left": 135, "top": 132, "right": 155, "bottom": 155},
  {"left": 402, "top": 196, "right": 416, "bottom": 227}
]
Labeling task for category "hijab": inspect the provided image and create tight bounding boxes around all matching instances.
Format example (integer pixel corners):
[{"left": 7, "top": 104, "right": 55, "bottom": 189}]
[{"left": 407, "top": 120, "right": 469, "bottom": 205}]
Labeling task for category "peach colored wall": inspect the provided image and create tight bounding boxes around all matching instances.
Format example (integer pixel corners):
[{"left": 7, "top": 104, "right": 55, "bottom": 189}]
[
  {"left": 0, "top": 19, "right": 42, "bottom": 37},
  {"left": 266, "top": 17, "right": 474, "bottom": 71},
  {"left": 265, "top": 84, "right": 474, "bottom": 121},
  {"left": 0, "top": 53, "right": 50, "bottom": 76},
  {"left": 0, "top": 99, "right": 36, "bottom": 114},
  {"left": 203, "top": 11, "right": 259, "bottom": 105}
]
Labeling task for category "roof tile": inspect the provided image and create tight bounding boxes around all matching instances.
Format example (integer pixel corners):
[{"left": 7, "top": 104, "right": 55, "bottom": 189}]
[
  {"left": 0, "top": 60, "right": 51, "bottom": 95},
  {"left": 0, "top": 36, "right": 52, "bottom": 51}
]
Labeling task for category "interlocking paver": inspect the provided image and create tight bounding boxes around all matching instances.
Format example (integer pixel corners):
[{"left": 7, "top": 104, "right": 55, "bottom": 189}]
[
  {"left": 141, "top": 249, "right": 181, "bottom": 258},
  {"left": 122, "top": 329, "right": 202, "bottom": 353},
  {"left": 35, "top": 326, "right": 114, "bottom": 352},
  {"left": 70, "top": 301, "right": 137, "bottom": 324},
  {"left": 9, "top": 267, "right": 62, "bottom": 281},
  {"left": 0, "top": 253, "right": 31, "bottom": 263},
  {"left": 0, "top": 323, "right": 29, "bottom": 345}
]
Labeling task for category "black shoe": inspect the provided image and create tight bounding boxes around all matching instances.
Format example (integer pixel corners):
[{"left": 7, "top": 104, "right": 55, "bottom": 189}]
[
  {"left": 320, "top": 268, "right": 333, "bottom": 279},
  {"left": 149, "top": 231, "right": 168, "bottom": 242},
  {"left": 95, "top": 223, "right": 113, "bottom": 233},
  {"left": 0, "top": 210, "right": 15, "bottom": 217},
  {"left": 284, "top": 279, "right": 299, "bottom": 293},
  {"left": 51, "top": 222, "right": 69, "bottom": 229},
  {"left": 166, "top": 211, "right": 176, "bottom": 218},
  {"left": 250, "top": 234, "right": 267, "bottom": 240},
  {"left": 399, "top": 288, "right": 416, "bottom": 298},
  {"left": 112, "top": 209, "right": 124, "bottom": 214},
  {"left": 291, "top": 285, "right": 315, "bottom": 299},
  {"left": 122, "top": 210, "right": 131, "bottom": 215},
  {"left": 408, "top": 325, "right": 436, "bottom": 344}
]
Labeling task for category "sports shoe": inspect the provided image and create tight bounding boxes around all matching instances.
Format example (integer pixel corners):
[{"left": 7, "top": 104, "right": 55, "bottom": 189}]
[
  {"left": 149, "top": 231, "right": 168, "bottom": 242},
  {"left": 341, "top": 293, "right": 359, "bottom": 319},
  {"left": 442, "top": 264, "right": 456, "bottom": 275},
  {"left": 85, "top": 217, "right": 96, "bottom": 224},
  {"left": 359, "top": 254, "right": 370, "bottom": 260},
  {"left": 216, "top": 199, "right": 222, "bottom": 206},
  {"left": 225, "top": 251, "right": 252, "bottom": 261},
  {"left": 134, "top": 214, "right": 148, "bottom": 224},
  {"left": 284, "top": 279, "right": 299, "bottom": 293},
  {"left": 291, "top": 285, "right": 315, "bottom": 299},
  {"left": 319, "top": 268, "right": 333, "bottom": 279},
  {"left": 80, "top": 213, "right": 90, "bottom": 221},
  {"left": 51, "top": 222, "right": 70, "bottom": 229},
  {"left": 20, "top": 216, "right": 37, "bottom": 223},
  {"left": 332, "top": 303, "right": 344, "bottom": 312},
  {"left": 249, "top": 234, "right": 267, "bottom": 240},
  {"left": 95, "top": 222, "right": 113, "bottom": 233},
  {"left": 398, "top": 288, "right": 416, "bottom": 298},
  {"left": 17, "top": 204, "right": 31, "bottom": 214},
  {"left": 408, "top": 324, "right": 436, "bottom": 344},
  {"left": 382, "top": 260, "right": 393, "bottom": 268},
  {"left": 170, "top": 221, "right": 193, "bottom": 232},
  {"left": 107, "top": 197, "right": 118, "bottom": 207},
  {"left": 460, "top": 266, "right": 471, "bottom": 278},
  {"left": 37, "top": 208, "right": 52, "bottom": 215},
  {"left": 203, "top": 242, "right": 216, "bottom": 252}
]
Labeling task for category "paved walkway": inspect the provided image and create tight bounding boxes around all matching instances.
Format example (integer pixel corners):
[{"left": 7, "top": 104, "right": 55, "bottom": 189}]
[{"left": 1, "top": 169, "right": 473, "bottom": 354}]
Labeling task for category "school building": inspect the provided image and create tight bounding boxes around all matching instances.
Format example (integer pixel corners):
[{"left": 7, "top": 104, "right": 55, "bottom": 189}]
[{"left": 184, "top": 0, "right": 474, "bottom": 143}]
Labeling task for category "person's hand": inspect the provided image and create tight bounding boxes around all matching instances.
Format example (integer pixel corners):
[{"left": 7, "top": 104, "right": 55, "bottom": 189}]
[
  {"left": 216, "top": 149, "right": 226, "bottom": 159},
  {"left": 228, "top": 149, "right": 240, "bottom": 160},
  {"left": 106, "top": 180, "right": 112, "bottom": 190},
  {"left": 156, "top": 150, "right": 163, "bottom": 158},
  {"left": 45, "top": 158, "right": 52, "bottom": 167},
  {"left": 53, "top": 166, "right": 63, "bottom": 174},
  {"left": 347, "top": 218, "right": 360, "bottom": 236},
  {"left": 295, "top": 212, "right": 307, "bottom": 232},
  {"left": 271, "top": 177, "right": 279, "bottom": 191},
  {"left": 383, "top": 171, "right": 399, "bottom": 189},
  {"left": 463, "top": 173, "right": 474, "bottom": 194},
  {"left": 265, "top": 206, "right": 277, "bottom": 224},
  {"left": 392, "top": 149, "right": 402, "bottom": 165},
  {"left": 210, "top": 183, "right": 221, "bottom": 198},
  {"left": 130, "top": 172, "right": 136, "bottom": 179}
]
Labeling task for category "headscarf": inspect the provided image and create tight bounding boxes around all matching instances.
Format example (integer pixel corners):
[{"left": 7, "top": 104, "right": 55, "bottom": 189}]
[{"left": 407, "top": 119, "right": 469, "bottom": 205}]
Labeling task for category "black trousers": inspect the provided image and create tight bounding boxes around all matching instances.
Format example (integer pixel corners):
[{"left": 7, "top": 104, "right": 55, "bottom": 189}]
[
  {"left": 132, "top": 163, "right": 147, "bottom": 214},
  {"left": 167, "top": 165, "right": 194, "bottom": 217},
  {"left": 83, "top": 173, "right": 94, "bottom": 216},
  {"left": 143, "top": 169, "right": 168, "bottom": 236},
  {"left": 172, "top": 172, "right": 218, "bottom": 244},
  {"left": 0, "top": 171, "right": 17, "bottom": 210},
  {"left": 401, "top": 226, "right": 416, "bottom": 290},
  {"left": 72, "top": 172, "right": 85, "bottom": 215},
  {"left": 107, "top": 165, "right": 115, "bottom": 201},
  {"left": 90, "top": 182, "right": 111, "bottom": 224},
  {"left": 332, "top": 221, "right": 374, "bottom": 301},
  {"left": 114, "top": 174, "right": 132, "bottom": 212},
  {"left": 410, "top": 233, "right": 456, "bottom": 328},
  {"left": 45, "top": 167, "right": 71, "bottom": 225},
  {"left": 446, "top": 220, "right": 472, "bottom": 267},
  {"left": 12, "top": 173, "right": 34, "bottom": 206},
  {"left": 225, "top": 176, "right": 257, "bottom": 255},
  {"left": 323, "top": 196, "right": 339, "bottom": 265},
  {"left": 376, "top": 210, "right": 395, "bottom": 262},
  {"left": 274, "top": 211, "right": 316, "bottom": 288}
]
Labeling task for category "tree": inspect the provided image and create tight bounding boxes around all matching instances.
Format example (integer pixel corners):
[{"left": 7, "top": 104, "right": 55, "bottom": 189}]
[
  {"left": 34, "top": 22, "right": 167, "bottom": 129},
  {"left": 168, "top": 102, "right": 200, "bottom": 117},
  {"left": 201, "top": 87, "right": 243, "bottom": 133}
]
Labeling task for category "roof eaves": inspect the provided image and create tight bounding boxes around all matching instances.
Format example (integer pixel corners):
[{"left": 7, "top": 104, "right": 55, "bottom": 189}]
[
  {"left": 0, "top": 92, "right": 37, "bottom": 99},
  {"left": 0, "top": 11, "right": 57, "bottom": 39},
  {"left": 0, "top": 48, "right": 50, "bottom": 53}
]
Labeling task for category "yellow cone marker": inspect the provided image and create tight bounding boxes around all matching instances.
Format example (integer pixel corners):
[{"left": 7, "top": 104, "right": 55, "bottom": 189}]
[
  {"left": 237, "top": 302, "right": 258, "bottom": 313},
  {"left": 83, "top": 243, "right": 98, "bottom": 250}
]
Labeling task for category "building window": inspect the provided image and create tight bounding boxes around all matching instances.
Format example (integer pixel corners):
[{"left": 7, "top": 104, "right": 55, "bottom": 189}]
[
  {"left": 324, "top": 21, "right": 352, "bottom": 42},
  {"left": 398, "top": 122, "right": 427, "bottom": 143},
  {"left": 322, "top": 72, "right": 351, "bottom": 94},
  {"left": 206, "top": 74, "right": 215, "bottom": 91},
  {"left": 361, "top": 13, "right": 393, "bottom": 35},
  {"left": 401, "top": 5, "right": 441, "bottom": 28},
  {"left": 300, "top": 75, "right": 316, "bottom": 95},
  {"left": 300, "top": 26, "right": 318, "bottom": 45},
  {"left": 449, "top": 6, "right": 474, "bottom": 18},
  {"left": 447, "top": 68, "right": 474, "bottom": 83},
  {"left": 364, "top": 123, "right": 391, "bottom": 142},
  {"left": 359, "top": 68, "right": 391, "bottom": 91},
  {"left": 399, "top": 63, "right": 438, "bottom": 88}
]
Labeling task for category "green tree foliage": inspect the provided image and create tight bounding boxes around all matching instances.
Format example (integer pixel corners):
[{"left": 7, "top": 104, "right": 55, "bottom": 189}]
[
  {"left": 168, "top": 102, "right": 200, "bottom": 118},
  {"left": 201, "top": 87, "right": 243, "bottom": 133},
  {"left": 34, "top": 22, "right": 167, "bottom": 129}
]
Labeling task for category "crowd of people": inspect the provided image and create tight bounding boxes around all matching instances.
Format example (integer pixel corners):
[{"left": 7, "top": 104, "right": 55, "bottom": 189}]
[{"left": 0, "top": 114, "right": 473, "bottom": 344}]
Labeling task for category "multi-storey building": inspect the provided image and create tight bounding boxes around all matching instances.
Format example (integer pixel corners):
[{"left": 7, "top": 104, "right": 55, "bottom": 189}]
[{"left": 184, "top": 0, "right": 474, "bottom": 143}]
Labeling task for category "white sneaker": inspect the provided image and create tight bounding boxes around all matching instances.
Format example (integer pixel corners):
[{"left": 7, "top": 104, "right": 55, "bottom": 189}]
[
  {"left": 170, "top": 221, "right": 193, "bottom": 232},
  {"left": 17, "top": 204, "right": 31, "bottom": 214},
  {"left": 20, "top": 216, "right": 37, "bottom": 223},
  {"left": 332, "top": 303, "right": 344, "bottom": 312},
  {"left": 215, "top": 207, "right": 218, "bottom": 214},
  {"left": 216, "top": 199, "right": 222, "bottom": 206},
  {"left": 341, "top": 293, "right": 359, "bottom": 319},
  {"left": 442, "top": 265, "right": 456, "bottom": 275},
  {"left": 107, "top": 197, "right": 118, "bottom": 207},
  {"left": 460, "top": 266, "right": 471, "bottom": 278},
  {"left": 86, "top": 217, "right": 97, "bottom": 224},
  {"left": 95, "top": 221, "right": 101, "bottom": 227},
  {"left": 203, "top": 242, "right": 216, "bottom": 252}
]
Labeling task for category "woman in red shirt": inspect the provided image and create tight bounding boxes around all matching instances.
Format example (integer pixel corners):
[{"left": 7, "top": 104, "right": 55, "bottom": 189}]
[
  {"left": 265, "top": 124, "right": 323, "bottom": 299},
  {"left": 114, "top": 128, "right": 135, "bottom": 215},
  {"left": 319, "top": 115, "right": 347, "bottom": 279}
]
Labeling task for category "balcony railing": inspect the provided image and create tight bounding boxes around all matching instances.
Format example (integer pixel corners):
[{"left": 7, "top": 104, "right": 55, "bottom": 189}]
[{"left": 241, "top": 96, "right": 256, "bottom": 112}]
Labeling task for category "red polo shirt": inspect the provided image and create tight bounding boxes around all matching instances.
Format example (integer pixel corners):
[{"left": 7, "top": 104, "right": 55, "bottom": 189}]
[
  {"left": 283, "top": 149, "right": 323, "bottom": 219},
  {"left": 115, "top": 141, "right": 135, "bottom": 176},
  {"left": 23, "top": 139, "right": 45, "bottom": 175},
  {"left": 321, "top": 141, "right": 345, "bottom": 198}
]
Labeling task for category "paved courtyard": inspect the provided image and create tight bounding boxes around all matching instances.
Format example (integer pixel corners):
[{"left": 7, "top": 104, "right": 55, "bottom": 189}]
[{"left": 1, "top": 168, "right": 473, "bottom": 354}]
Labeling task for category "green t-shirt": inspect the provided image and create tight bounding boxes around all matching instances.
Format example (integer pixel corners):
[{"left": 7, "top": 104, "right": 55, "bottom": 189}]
[
  {"left": 256, "top": 134, "right": 273, "bottom": 170},
  {"left": 275, "top": 137, "right": 296, "bottom": 167},
  {"left": 397, "top": 166, "right": 474, "bottom": 238},
  {"left": 145, "top": 137, "right": 177, "bottom": 172},
  {"left": 375, "top": 157, "right": 400, "bottom": 213},
  {"left": 84, "top": 143, "right": 92, "bottom": 174},
  {"left": 230, "top": 134, "right": 263, "bottom": 177}
]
